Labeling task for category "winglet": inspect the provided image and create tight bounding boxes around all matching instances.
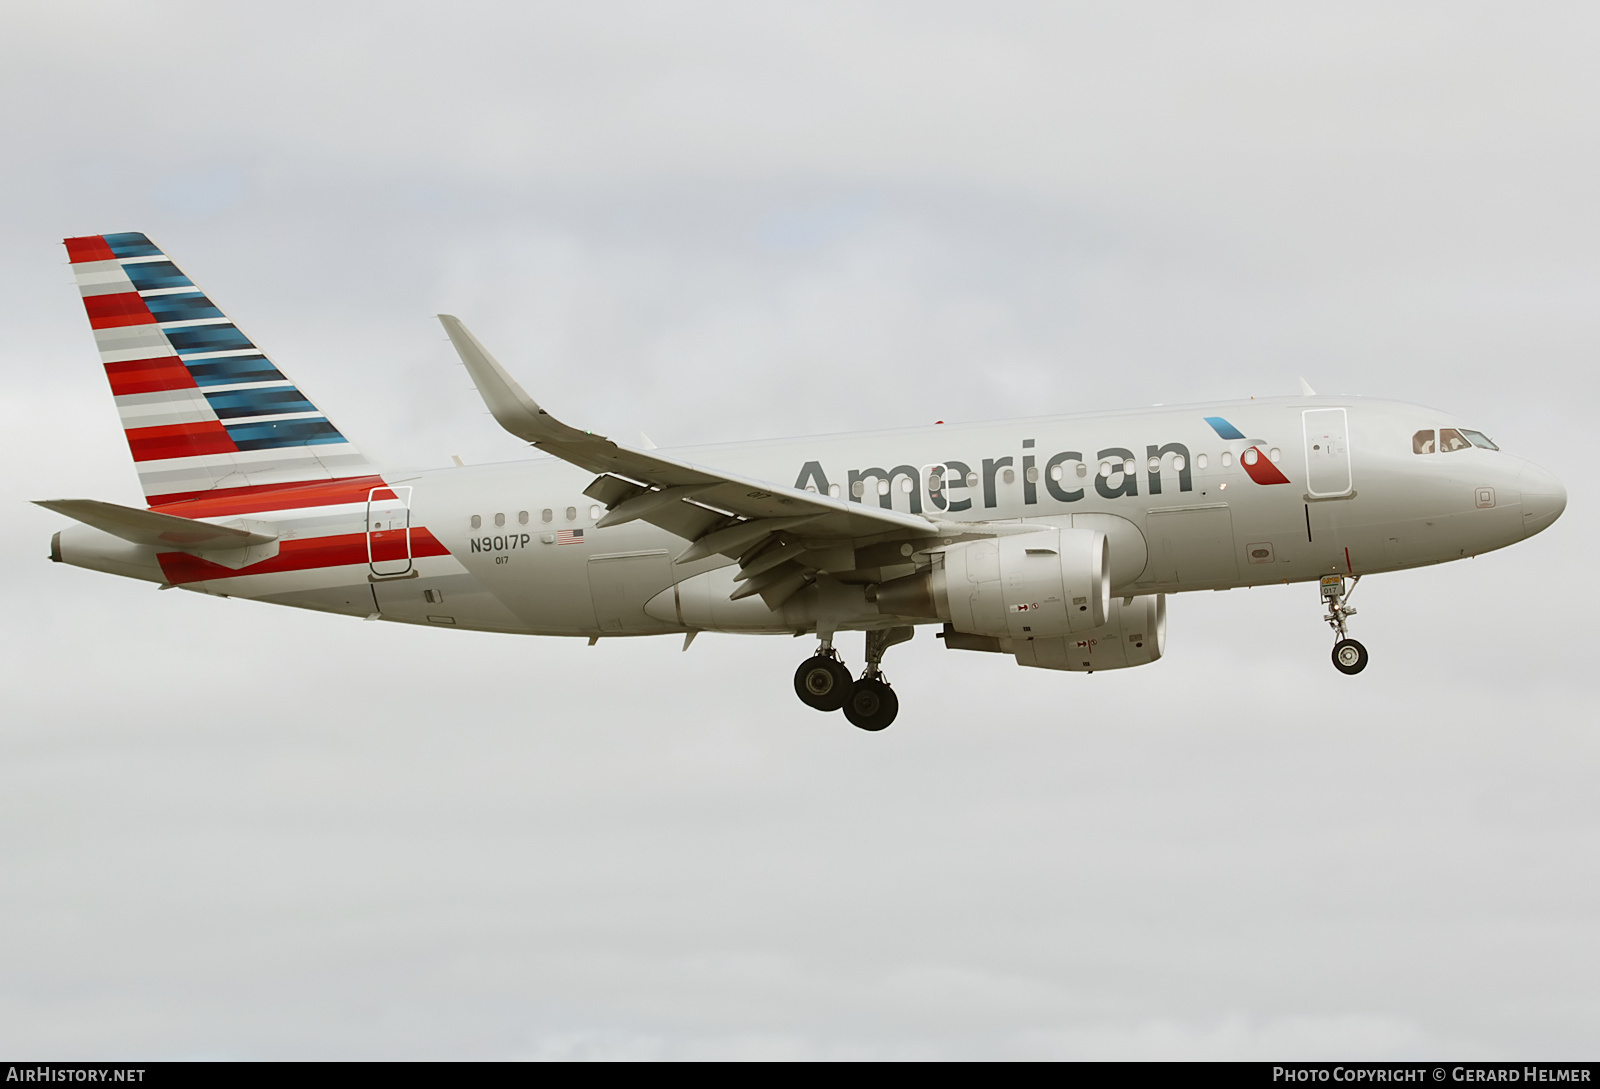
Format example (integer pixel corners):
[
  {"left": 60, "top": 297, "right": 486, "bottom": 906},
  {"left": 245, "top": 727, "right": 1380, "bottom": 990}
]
[{"left": 437, "top": 315, "right": 596, "bottom": 447}]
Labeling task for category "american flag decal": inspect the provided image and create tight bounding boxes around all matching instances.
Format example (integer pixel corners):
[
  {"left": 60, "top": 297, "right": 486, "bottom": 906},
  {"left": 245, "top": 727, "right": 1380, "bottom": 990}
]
[{"left": 556, "top": 528, "right": 585, "bottom": 545}]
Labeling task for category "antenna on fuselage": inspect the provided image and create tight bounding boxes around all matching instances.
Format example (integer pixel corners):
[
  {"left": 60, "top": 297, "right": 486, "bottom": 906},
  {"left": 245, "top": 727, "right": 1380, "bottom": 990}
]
[{"left": 1299, "top": 377, "right": 1317, "bottom": 396}]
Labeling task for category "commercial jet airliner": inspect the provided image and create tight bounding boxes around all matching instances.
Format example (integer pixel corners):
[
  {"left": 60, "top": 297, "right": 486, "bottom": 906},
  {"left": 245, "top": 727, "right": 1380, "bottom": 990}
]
[{"left": 39, "top": 233, "right": 1568, "bottom": 729}]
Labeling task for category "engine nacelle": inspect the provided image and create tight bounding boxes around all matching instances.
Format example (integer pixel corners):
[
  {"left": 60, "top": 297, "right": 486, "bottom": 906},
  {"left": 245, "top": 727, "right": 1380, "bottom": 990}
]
[
  {"left": 1013, "top": 593, "right": 1165, "bottom": 672},
  {"left": 876, "top": 528, "right": 1108, "bottom": 639},
  {"left": 935, "top": 594, "right": 1165, "bottom": 672}
]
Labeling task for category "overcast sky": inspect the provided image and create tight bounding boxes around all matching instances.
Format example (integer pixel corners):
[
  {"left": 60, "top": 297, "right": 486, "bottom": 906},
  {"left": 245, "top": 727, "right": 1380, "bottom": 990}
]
[{"left": 2, "top": 1, "right": 1596, "bottom": 1059}]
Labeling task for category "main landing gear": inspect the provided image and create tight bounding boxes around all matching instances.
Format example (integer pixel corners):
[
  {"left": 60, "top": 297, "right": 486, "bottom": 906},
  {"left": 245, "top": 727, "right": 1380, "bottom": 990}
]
[
  {"left": 1320, "top": 575, "right": 1368, "bottom": 675},
  {"left": 793, "top": 627, "right": 912, "bottom": 731},
  {"left": 794, "top": 646, "right": 852, "bottom": 712}
]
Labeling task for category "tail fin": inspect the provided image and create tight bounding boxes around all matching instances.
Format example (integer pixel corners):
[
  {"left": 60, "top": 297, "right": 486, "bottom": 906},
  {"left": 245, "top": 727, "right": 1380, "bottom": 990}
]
[{"left": 64, "top": 232, "right": 375, "bottom": 509}]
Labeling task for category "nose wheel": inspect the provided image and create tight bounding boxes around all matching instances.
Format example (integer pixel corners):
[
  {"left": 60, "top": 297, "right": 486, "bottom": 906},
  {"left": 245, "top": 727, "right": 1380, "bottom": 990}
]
[
  {"left": 1320, "top": 575, "right": 1368, "bottom": 675},
  {"left": 792, "top": 627, "right": 912, "bottom": 729},
  {"left": 1332, "top": 639, "right": 1368, "bottom": 675}
]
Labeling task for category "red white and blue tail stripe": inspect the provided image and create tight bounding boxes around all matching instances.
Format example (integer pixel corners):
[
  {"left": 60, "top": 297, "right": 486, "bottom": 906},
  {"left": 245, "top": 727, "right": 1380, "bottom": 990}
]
[{"left": 65, "top": 232, "right": 375, "bottom": 508}]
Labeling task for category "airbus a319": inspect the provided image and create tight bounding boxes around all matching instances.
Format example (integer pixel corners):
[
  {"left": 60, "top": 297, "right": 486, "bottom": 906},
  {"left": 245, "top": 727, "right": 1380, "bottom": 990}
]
[{"left": 40, "top": 233, "right": 1568, "bottom": 730}]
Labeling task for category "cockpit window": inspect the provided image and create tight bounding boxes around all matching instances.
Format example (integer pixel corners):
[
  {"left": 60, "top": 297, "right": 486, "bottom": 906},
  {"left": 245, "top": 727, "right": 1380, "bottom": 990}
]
[
  {"left": 1439, "top": 428, "right": 1472, "bottom": 452},
  {"left": 1460, "top": 429, "right": 1499, "bottom": 451},
  {"left": 1412, "top": 429, "right": 1435, "bottom": 454}
]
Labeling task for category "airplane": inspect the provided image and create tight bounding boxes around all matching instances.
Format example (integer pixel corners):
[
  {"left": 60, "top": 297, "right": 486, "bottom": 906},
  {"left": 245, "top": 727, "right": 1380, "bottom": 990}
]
[{"left": 38, "top": 232, "right": 1568, "bottom": 731}]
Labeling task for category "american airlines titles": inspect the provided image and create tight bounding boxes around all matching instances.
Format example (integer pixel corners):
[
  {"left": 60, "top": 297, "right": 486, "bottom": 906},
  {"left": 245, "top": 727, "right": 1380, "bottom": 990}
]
[{"left": 792, "top": 438, "right": 1194, "bottom": 514}]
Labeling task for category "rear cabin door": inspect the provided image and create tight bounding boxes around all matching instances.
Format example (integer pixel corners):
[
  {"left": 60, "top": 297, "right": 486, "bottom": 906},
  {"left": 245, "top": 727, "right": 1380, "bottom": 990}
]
[
  {"left": 367, "top": 486, "right": 413, "bottom": 577},
  {"left": 1303, "top": 408, "right": 1354, "bottom": 498}
]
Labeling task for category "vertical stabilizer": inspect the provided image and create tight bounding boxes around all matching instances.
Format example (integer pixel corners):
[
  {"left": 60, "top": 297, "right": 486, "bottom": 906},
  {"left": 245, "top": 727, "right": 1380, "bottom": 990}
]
[{"left": 64, "top": 233, "right": 374, "bottom": 509}]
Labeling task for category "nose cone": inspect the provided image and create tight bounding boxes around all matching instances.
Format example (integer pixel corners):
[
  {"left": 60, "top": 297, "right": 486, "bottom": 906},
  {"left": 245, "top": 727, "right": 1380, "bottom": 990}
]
[{"left": 1520, "top": 462, "right": 1567, "bottom": 538}]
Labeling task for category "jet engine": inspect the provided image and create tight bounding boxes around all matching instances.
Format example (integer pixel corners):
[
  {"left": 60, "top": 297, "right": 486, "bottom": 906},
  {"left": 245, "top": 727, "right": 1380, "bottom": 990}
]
[
  {"left": 1012, "top": 593, "right": 1165, "bottom": 672},
  {"left": 875, "top": 527, "right": 1109, "bottom": 639},
  {"left": 937, "top": 593, "right": 1166, "bottom": 672}
]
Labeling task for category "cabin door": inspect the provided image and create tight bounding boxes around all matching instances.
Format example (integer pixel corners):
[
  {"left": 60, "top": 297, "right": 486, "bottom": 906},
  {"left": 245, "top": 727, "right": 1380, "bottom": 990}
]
[
  {"left": 367, "top": 486, "right": 413, "bottom": 577},
  {"left": 1303, "top": 409, "right": 1354, "bottom": 498}
]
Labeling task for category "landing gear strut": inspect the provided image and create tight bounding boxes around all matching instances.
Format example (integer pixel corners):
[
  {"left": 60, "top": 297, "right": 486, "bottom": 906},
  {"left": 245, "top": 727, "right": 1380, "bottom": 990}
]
[
  {"left": 1321, "top": 575, "right": 1368, "bottom": 675},
  {"left": 841, "top": 626, "right": 912, "bottom": 731},
  {"left": 792, "top": 627, "right": 912, "bottom": 730}
]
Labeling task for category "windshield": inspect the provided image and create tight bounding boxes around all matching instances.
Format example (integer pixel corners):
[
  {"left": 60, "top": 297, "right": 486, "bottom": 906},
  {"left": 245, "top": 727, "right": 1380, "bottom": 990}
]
[{"left": 1414, "top": 426, "right": 1500, "bottom": 454}]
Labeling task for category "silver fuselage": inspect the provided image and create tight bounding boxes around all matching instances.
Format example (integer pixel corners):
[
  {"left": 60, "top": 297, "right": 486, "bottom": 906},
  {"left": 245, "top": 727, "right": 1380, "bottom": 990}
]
[{"left": 53, "top": 396, "right": 1566, "bottom": 638}]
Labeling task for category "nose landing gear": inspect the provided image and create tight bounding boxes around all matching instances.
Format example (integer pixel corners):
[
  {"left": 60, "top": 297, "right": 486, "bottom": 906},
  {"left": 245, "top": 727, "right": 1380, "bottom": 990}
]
[
  {"left": 1321, "top": 575, "right": 1368, "bottom": 675},
  {"left": 792, "top": 627, "right": 912, "bottom": 730}
]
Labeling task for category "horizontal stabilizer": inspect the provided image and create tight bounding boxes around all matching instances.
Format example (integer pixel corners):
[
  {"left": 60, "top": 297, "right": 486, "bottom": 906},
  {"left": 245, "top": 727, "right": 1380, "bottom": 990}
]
[{"left": 35, "top": 499, "right": 280, "bottom": 570}]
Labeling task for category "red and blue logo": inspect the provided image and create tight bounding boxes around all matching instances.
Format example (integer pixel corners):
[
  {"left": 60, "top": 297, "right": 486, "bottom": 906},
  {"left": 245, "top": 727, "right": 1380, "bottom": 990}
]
[{"left": 1204, "top": 417, "right": 1291, "bottom": 485}]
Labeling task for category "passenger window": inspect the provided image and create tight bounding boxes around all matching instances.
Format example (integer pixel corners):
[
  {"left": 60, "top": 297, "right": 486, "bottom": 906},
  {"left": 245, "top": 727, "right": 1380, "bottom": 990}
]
[
  {"left": 1196, "top": 454, "right": 1207, "bottom": 469},
  {"left": 541, "top": 508, "right": 553, "bottom": 523},
  {"left": 494, "top": 513, "right": 505, "bottom": 527},
  {"left": 1075, "top": 463, "right": 1087, "bottom": 478},
  {"left": 518, "top": 511, "right": 529, "bottom": 525},
  {"left": 470, "top": 515, "right": 481, "bottom": 529},
  {"left": 1025, "top": 466, "right": 1040, "bottom": 483},
  {"left": 589, "top": 505, "right": 601, "bottom": 519},
  {"left": 1439, "top": 428, "right": 1470, "bottom": 453},
  {"left": 1461, "top": 429, "right": 1499, "bottom": 451},
  {"left": 1221, "top": 452, "right": 1233, "bottom": 468},
  {"left": 566, "top": 506, "right": 577, "bottom": 521},
  {"left": 1413, "top": 430, "right": 1436, "bottom": 454},
  {"left": 1002, "top": 468, "right": 1016, "bottom": 485}
]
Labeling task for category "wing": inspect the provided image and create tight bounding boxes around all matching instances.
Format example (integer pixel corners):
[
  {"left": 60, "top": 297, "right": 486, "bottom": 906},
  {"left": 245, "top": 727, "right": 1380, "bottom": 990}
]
[{"left": 440, "top": 315, "right": 955, "bottom": 607}]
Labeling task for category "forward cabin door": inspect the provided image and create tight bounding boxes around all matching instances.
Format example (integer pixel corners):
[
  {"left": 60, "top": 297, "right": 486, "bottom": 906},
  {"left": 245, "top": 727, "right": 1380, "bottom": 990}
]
[
  {"left": 1303, "top": 409, "right": 1354, "bottom": 498},
  {"left": 367, "top": 486, "right": 413, "bottom": 577}
]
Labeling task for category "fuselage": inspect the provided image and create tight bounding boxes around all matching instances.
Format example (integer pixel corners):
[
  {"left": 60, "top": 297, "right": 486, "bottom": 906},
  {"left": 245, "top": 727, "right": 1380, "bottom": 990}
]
[{"left": 52, "top": 395, "right": 1565, "bottom": 638}]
